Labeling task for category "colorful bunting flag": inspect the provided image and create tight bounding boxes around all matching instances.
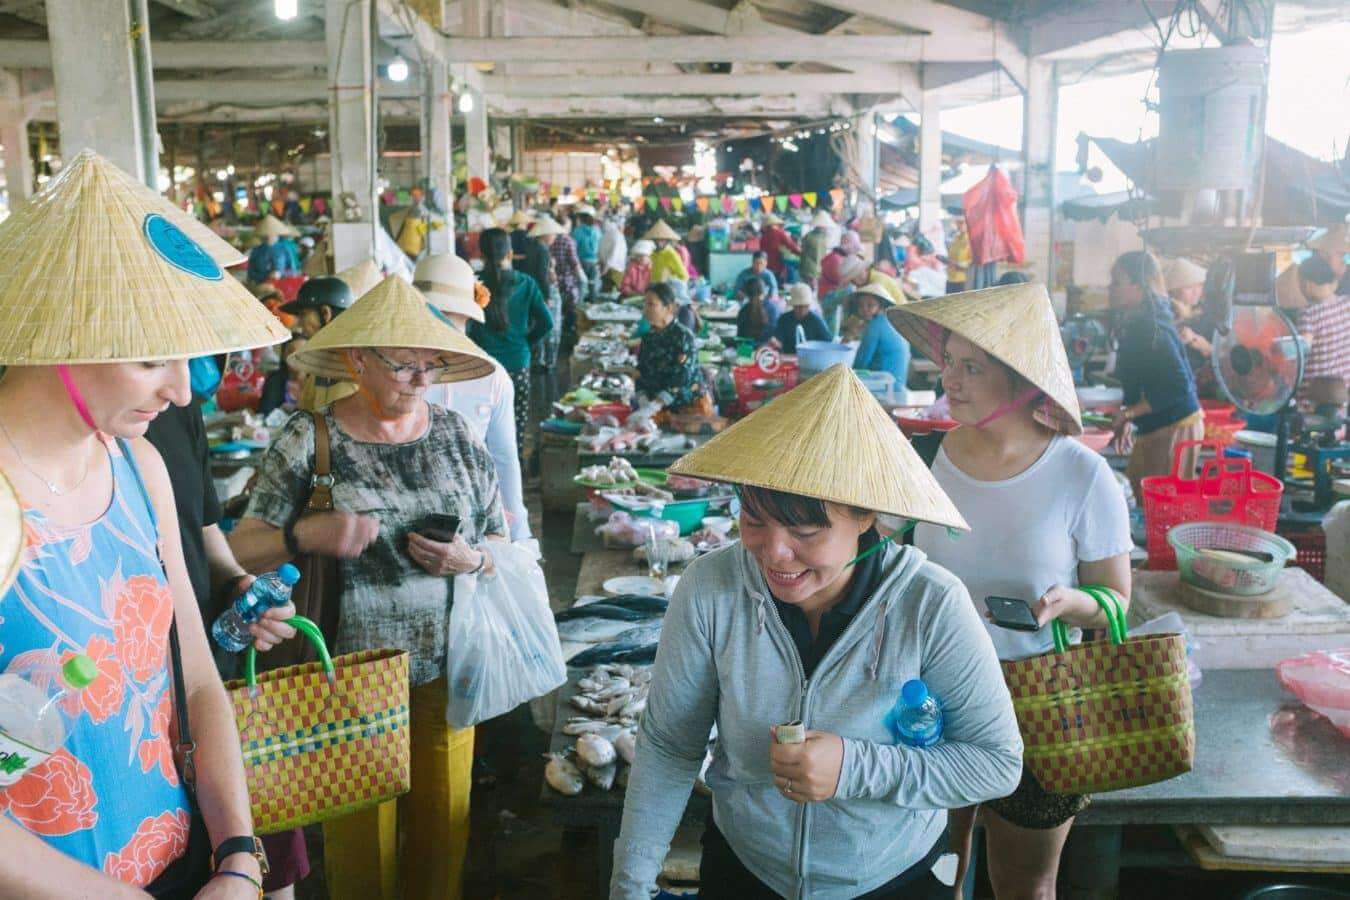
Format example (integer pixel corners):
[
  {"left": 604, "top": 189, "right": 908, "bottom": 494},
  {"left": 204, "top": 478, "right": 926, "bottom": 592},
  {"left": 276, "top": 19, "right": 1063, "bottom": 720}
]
[
  {"left": 721, "top": 195, "right": 735, "bottom": 214},
  {"left": 646, "top": 196, "right": 659, "bottom": 211},
  {"left": 659, "top": 196, "right": 672, "bottom": 211},
  {"left": 696, "top": 196, "right": 710, "bottom": 213},
  {"left": 735, "top": 198, "right": 748, "bottom": 214},
  {"left": 775, "top": 195, "right": 788, "bottom": 213},
  {"left": 550, "top": 184, "right": 561, "bottom": 198},
  {"left": 803, "top": 192, "right": 818, "bottom": 208},
  {"left": 789, "top": 193, "right": 803, "bottom": 209},
  {"left": 762, "top": 196, "right": 775, "bottom": 213}
]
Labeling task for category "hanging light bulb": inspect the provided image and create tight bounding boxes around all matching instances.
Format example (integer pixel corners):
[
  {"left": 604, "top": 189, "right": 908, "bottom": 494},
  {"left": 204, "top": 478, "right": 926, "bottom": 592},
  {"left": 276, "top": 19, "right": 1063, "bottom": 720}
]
[
  {"left": 458, "top": 91, "right": 474, "bottom": 114},
  {"left": 387, "top": 54, "right": 409, "bottom": 83},
  {"left": 275, "top": 0, "right": 298, "bottom": 21}
]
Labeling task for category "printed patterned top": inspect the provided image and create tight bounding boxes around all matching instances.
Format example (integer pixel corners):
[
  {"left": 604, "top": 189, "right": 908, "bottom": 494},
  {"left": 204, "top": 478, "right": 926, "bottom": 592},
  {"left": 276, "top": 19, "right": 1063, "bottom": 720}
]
[
  {"left": 636, "top": 321, "right": 707, "bottom": 411},
  {"left": 1300, "top": 295, "right": 1350, "bottom": 383},
  {"left": 245, "top": 405, "right": 506, "bottom": 685},
  {"left": 0, "top": 441, "right": 193, "bottom": 887}
]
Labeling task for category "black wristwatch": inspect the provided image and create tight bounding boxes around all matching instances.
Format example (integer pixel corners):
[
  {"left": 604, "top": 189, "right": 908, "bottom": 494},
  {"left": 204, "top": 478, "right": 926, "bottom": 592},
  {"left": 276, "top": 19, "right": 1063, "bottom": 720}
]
[{"left": 212, "top": 835, "right": 270, "bottom": 876}]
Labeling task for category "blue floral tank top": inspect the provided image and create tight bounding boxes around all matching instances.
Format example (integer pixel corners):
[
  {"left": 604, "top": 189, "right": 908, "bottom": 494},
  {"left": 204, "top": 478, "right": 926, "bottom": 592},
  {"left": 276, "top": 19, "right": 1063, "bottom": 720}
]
[{"left": 0, "top": 440, "right": 192, "bottom": 887}]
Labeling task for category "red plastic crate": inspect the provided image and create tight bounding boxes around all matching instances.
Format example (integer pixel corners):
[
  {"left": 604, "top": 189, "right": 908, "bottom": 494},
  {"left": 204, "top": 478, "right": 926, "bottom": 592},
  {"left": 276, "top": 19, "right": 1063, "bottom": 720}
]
[
  {"left": 1142, "top": 439, "right": 1283, "bottom": 569},
  {"left": 732, "top": 362, "right": 799, "bottom": 416},
  {"left": 1203, "top": 410, "right": 1247, "bottom": 447},
  {"left": 1283, "top": 528, "right": 1327, "bottom": 581}
]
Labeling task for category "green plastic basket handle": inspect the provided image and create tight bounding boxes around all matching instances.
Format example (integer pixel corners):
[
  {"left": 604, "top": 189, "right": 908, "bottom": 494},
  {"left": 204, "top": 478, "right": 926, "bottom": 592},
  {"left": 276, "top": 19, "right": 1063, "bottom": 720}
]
[
  {"left": 1050, "top": 619, "right": 1070, "bottom": 654},
  {"left": 1080, "top": 585, "right": 1127, "bottom": 645},
  {"left": 244, "top": 616, "right": 335, "bottom": 688}
]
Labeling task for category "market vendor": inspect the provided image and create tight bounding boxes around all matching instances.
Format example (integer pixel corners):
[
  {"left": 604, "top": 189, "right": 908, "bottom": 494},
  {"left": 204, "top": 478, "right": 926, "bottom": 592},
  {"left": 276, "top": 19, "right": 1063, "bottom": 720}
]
[
  {"left": 736, "top": 278, "right": 783, "bottom": 346},
  {"left": 246, "top": 213, "right": 299, "bottom": 284},
  {"left": 770, "top": 283, "right": 831, "bottom": 354},
  {"left": 799, "top": 211, "right": 835, "bottom": 288},
  {"left": 891, "top": 281, "right": 1131, "bottom": 900},
  {"left": 851, "top": 283, "right": 910, "bottom": 387},
  {"left": 1164, "top": 257, "right": 1207, "bottom": 322},
  {"left": 760, "top": 213, "right": 802, "bottom": 282},
  {"left": 734, "top": 250, "right": 779, "bottom": 300},
  {"left": 231, "top": 275, "right": 503, "bottom": 900},
  {"left": 1310, "top": 223, "right": 1350, "bottom": 296},
  {"left": 635, "top": 282, "right": 712, "bottom": 414},
  {"left": 611, "top": 363, "right": 1021, "bottom": 900},
  {"left": 621, "top": 239, "right": 655, "bottom": 296},
  {"left": 1108, "top": 250, "right": 1203, "bottom": 502},
  {"left": 645, "top": 220, "right": 692, "bottom": 286},
  {"left": 266, "top": 276, "right": 360, "bottom": 412},
  {"left": 1295, "top": 254, "right": 1350, "bottom": 418}
]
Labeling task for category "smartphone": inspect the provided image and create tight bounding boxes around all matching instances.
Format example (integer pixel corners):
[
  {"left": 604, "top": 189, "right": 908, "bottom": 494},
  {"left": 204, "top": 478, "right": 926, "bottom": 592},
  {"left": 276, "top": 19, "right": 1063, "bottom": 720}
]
[
  {"left": 985, "top": 596, "right": 1041, "bottom": 632},
  {"left": 413, "top": 513, "right": 461, "bottom": 543}
]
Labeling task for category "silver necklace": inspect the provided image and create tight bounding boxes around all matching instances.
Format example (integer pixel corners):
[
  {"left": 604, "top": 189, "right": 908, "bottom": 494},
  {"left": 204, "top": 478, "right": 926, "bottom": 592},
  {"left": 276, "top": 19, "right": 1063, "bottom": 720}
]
[{"left": 0, "top": 418, "right": 90, "bottom": 496}]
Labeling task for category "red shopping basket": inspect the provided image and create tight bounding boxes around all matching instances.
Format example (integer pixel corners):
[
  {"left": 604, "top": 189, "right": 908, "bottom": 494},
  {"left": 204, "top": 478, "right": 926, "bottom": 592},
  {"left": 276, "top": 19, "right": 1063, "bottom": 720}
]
[
  {"left": 1142, "top": 439, "right": 1283, "bottom": 569},
  {"left": 732, "top": 362, "right": 799, "bottom": 416}
]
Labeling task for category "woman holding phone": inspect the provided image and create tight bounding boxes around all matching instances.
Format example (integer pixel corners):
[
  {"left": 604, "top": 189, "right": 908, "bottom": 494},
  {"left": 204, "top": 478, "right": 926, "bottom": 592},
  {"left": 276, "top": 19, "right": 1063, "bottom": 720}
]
[{"left": 890, "top": 282, "right": 1132, "bottom": 900}]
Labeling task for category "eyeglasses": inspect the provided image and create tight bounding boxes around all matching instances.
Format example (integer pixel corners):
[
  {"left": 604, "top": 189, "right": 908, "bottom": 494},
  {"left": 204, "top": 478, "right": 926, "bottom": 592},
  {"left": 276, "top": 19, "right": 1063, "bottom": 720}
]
[{"left": 367, "top": 348, "right": 449, "bottom": 383}]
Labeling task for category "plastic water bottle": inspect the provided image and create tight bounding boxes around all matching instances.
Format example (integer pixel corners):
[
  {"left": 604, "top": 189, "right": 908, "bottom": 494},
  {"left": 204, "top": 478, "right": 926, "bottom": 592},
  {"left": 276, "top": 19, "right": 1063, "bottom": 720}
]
[
  {"left": 0, "top": 654, "right": 98, "bottom": 787},
  {"left": 211, "top": 564, "right": 301, "bottom": 653},
  {"left": 885, "top": 679, "right": 944, "bottom": 747}
]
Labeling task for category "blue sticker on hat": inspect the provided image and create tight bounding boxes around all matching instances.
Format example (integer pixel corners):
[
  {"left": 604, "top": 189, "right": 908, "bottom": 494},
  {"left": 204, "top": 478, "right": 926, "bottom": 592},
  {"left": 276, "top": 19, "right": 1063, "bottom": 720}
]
[{"left": 143, "top": 213, "right": 223, "bottom": 281}]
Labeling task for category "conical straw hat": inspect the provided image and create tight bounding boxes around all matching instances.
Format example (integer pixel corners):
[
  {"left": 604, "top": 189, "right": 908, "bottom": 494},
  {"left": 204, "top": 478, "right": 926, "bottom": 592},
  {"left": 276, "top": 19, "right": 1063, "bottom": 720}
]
[
  {"left": 888, "top": 282, "right": 1083, "bottom": 435},
  {"left": 531, "top": 216, "right": 565, "bottom": 238},
  {"left": 288, "top": 275, "right": 495, "bottom": 384},
  {"left": 336, "top": 258, "right": 383, "bottom": 298},
  {"left": 668, "top": 364, "right": 967, "bottom": 529},
  {"left": 642, "top": 220, "right": 681, "bottom": 242},
  {"left": 0, "top": 149, "right": 289, "bottom": 364},
  {"left": 0, "top": 467, "right": 22, "bottom": 599},
  {"left": 256, "top": 214, "right": 298, "bottom": 238}
]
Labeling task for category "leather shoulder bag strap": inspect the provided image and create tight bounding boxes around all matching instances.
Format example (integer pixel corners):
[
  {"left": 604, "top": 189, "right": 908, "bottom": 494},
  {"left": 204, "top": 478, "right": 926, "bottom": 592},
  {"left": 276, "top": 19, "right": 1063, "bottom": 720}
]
[
  {"left": 307, "top": 411, "right": 335, "bottom": 512},
  {"left": 117, "top": 438, "right": 199, "bottom": 795}
]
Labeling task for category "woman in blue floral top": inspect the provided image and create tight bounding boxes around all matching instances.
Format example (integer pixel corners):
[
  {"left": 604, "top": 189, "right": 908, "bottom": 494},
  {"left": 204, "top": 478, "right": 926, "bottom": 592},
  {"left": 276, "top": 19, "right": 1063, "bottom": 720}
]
[{"left": 636, "top": 283, "right": 711, "bottom": 414}]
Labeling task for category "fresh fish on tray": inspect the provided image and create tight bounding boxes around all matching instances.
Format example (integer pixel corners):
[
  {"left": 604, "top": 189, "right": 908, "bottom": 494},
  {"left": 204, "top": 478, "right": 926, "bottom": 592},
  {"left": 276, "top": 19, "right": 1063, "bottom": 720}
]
[
  {"left": 615, "top": 729, "right": 637, "bottom": 765},
  {"left": 555, "top": 603, "right": 655, "bottom": 623},
  {"left": 576, "top": 733, "right": 617, "bottom": 768},
  {"left": 556, "top": 616, "right": 653, "bottom": 644},
  {"left": 583, "top": 760, "right": 617, "bottom": 790},
  {"left": 568, "top": 642, "right": 659, "bottom": 668},
  {"left": 544, "top": 753, "right": 585, "bottom": 796},
  {"left": 589, "top": 593, "right": 669, "bottom": 614}
]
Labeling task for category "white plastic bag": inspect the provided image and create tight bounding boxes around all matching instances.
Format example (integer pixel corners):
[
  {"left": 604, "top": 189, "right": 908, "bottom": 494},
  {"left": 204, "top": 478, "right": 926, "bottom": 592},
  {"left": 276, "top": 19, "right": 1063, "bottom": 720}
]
[{"left": 446, "top": 541, "right": 566, "bottom": 728}]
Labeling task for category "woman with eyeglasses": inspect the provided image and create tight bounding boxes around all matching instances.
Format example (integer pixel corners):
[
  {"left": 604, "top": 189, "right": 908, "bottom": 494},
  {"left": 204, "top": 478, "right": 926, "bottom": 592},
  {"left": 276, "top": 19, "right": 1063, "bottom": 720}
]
[{"left": 229, "top": 276, "right": 506, "bottom": 900}]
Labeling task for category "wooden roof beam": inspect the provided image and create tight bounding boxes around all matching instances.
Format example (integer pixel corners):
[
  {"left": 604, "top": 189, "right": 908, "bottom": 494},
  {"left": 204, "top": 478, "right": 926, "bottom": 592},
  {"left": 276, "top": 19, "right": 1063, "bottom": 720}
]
[
  {"left": 480, "top": 70, "right": 910, "bottom": 96},
  {"left": 0, "top": 38, "right": 327, "bottom": 68}
]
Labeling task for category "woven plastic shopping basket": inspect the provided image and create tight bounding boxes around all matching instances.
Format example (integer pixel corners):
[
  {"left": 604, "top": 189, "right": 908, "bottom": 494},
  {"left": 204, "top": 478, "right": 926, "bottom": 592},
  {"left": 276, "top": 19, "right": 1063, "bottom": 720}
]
[
  {"left": 1001, "top": 588, "right": 1195, "bottom": 795},
  {"left": 225, "top": 617, "right": 411, "bottom": 833}
]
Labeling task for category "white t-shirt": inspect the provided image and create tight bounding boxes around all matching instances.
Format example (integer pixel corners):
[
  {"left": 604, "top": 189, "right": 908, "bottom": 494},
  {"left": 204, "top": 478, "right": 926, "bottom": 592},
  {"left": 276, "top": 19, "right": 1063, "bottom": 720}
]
[{"left": 914, "top": 435, "right": 1133, "bottom": 661}]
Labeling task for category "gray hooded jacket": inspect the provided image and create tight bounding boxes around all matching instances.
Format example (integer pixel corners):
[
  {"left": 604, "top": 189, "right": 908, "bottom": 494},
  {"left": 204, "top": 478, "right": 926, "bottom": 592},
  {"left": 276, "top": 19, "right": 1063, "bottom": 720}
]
[{"left": 611, "top": 540, "right": 1022, "bottom": 900}]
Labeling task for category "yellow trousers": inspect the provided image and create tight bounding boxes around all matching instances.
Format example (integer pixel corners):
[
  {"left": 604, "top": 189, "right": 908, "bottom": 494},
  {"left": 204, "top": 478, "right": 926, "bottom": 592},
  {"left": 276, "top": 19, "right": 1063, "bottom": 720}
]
[{"left": 322, "top": 679, "right": 475, "bottom": 900}]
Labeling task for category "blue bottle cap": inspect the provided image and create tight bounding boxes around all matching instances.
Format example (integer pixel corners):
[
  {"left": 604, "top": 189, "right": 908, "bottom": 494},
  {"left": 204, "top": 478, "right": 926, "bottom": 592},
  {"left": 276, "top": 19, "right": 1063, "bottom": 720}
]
[
  {"left": 276, "top": 563, "right": 302, "bottom": 586},
  {"left": 901, "top": 679, "right": 928, "bottom": 707}
]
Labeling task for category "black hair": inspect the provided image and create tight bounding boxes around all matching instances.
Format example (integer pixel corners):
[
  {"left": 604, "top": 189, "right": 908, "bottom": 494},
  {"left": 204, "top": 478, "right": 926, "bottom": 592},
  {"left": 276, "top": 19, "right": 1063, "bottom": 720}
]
[
  {"left": 912, "top": 235, "right": 934, "bottom": 256},
  {"left": 752, "top": 250, "right": 768, "bottom": 262},
  {"left": 1112, "top": 250, "right": 1165, "bottom": 294},
  {"left": 646, "top": 281, "right": 678, "bottom": 308},
  {"left": 1299, "top": 254, "right": 1337, "bottom": 286},
  {"left": 876, "top": 232, "right": 898, "bottom": 265},
  {"left": 996, "top": 271, "right": 1031, "bottom": 286},
  {"left": 739, "top": 485, "right": 870, "bottom": 528},
  {"left": 480, "top": 227, "right": 515, "bottom": 333},
  {"left": 742, "top": 277, "right": 769, "bottom": 335}
]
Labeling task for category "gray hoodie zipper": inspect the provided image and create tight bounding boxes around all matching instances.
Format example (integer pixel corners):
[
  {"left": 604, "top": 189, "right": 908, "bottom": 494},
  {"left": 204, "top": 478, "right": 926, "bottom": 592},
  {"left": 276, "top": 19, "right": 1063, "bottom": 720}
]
[{"left": 747, "top": 550, "right": 921, "bottom": 900}]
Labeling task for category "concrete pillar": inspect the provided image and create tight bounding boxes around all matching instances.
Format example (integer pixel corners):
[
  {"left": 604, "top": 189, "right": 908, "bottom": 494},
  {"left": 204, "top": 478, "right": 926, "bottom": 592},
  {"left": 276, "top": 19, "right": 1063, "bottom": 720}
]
[
  {"left": 1, "top": 115, "right": 32, "bottom": 205},
  {"left": 464, "top": 88, "right": 490, "bottom": 189},
  {"left": 47, "top": 0, "right": 158, "bottom": 185},
  {"left": 421, "top": 56, "right": 454, "bottom": 253},
  {"left": 326, "top": 0, "right": 378, "bottom": 269},
  {"left": 855, "top": 108, "right": 878, "bottom": 202},
  {"left": 917, "top": 89, "right": 944, "bottom": 246},
  {"left": 1021, "top": 58, "right": 1058, "bottom": 295}
]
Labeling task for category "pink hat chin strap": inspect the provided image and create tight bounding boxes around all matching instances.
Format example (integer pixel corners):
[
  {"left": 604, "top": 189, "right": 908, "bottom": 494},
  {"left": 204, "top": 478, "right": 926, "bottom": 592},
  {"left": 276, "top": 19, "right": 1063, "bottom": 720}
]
[
  {"left": 973, "top": 385, "right": 1044, "bottom": 428},
  {"left": 56, "top": 365, "right": 102, "bottom": 433}
]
